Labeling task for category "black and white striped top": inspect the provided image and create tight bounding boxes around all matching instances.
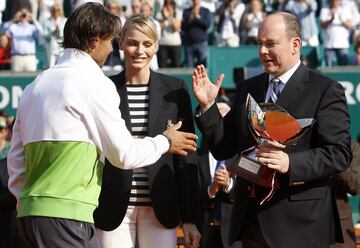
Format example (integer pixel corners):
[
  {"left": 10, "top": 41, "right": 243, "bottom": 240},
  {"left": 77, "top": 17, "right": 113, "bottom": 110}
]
[{"left": 126, "top": 84, "right": 152, "bottom": 207}]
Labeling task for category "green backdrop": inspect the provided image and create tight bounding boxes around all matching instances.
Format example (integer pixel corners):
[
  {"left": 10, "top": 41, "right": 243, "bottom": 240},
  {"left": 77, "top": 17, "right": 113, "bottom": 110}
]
[{"left": 0, "top": 65, "right": 359, "bottom": 223}]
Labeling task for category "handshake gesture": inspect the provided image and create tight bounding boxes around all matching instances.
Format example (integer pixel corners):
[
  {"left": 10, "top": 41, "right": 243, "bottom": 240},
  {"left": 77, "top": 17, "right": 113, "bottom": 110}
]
[{"left": 163, "top": 121, "right": 198, "bottom": 156}]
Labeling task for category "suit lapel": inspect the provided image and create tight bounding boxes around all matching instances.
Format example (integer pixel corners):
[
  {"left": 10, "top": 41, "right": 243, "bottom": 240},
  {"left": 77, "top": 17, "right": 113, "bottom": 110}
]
[
  {"left": 146, "top": 71, "right": 165, "bottom": 185},
  {"left": 276, "top": 63, "right": 309, "bottom": 110},
  {"left": 147, "top": 71, "right": 164, "bottom": 137},
  {"left": 249, "top": 73, "right": 268, "bottom": 103}
]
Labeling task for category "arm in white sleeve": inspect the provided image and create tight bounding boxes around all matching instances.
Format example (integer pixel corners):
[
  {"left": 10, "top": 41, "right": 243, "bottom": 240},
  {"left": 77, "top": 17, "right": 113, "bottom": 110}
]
[
  {"left": 86, "top": 77, "right": 170, "bottom": 170},
  {"left": 7, "top": 110, "right": 26, "bottom": 204}
]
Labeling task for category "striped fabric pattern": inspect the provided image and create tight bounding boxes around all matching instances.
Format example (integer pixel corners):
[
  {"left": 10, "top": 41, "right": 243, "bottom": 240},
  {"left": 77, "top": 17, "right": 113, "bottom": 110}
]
[{"left": 127, "top": 84, "right": 152, "bottom": 207}]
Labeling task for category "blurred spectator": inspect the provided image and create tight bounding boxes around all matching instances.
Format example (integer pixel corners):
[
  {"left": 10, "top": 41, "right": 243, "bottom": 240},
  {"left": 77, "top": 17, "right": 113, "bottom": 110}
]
[
  {"left": 330, "top": 140, "right": 360, "bottom": 248},
  {"left": 0, "top": 112, "right": 10, "bottom": 160},
  {"left": 141, "top": 2, "right": 161, "bottom": 36},
  {"left": 200, "top": 0, "right": 216, "bottom": 13},
  {"left": 0, "top": 0, "right": 5, "bottom": 25},
  {"left": 130, "top": 0, "right": 142, "bottom": 16},
  {"left": 242, "top": 0, "right": 266, "bottom": 45},
  {"left": 38, "top": 0, "right": 64, "bottom": 26},
  {"left": 107, "top": 0, "right": 127, "bottom": 24},
  {"left": 156, "top": 0, "right": 182, "bottom": 67},
  {"left": 285, "top": 0, "right": 320, "bottom": 47},
  {"left": 43, "top": 1, "right": 67, "bottom": 68},
  {"left": 5, "top": 7, "right": 43, "bottom": 72},
  {"left": 141, "top": 1, "right": 161, "bottom": 70},
  {"left": 199, "top": 0, "right": 217, "bottom": 45},
  {"left": 341, "top": 0, "right": 360, "bottom": 27},
  {"left": 263, "top": 0, "right": 284, "bottom": 14},
  {"left": 156, "top": 0, "right": 185, "bottom": 18},
  {"left": 70, "top": 0, "right": 104, "bottom": 12},
  {"left": 353, "top": 23, "right": 360, "bottom": 43},
  {"left": 104, "top": 0, "right": 132, "bottom": 17},
  {"left": 215, "top": 0, "right": 245, "bottom": 47},
  {"left": 181, "top": 0, "right": 211, "bottom": 67},
  {"left": 29, "top": 0, "right": 38, "bottom": 19},
  {"left": 351, "top": 41, "right": 360, "bottom": 65},
  {"left": 103, "top": 0, "right": 126, "bottom": 71},
  {"left": 0, "top": 33, "right": 11, "bottom": 69},
  {"left": 320, "top": 0, "right": 352, "bottom": 66},
  {"left": 2, "top": 0, "right": 32, "bottom": 23}
]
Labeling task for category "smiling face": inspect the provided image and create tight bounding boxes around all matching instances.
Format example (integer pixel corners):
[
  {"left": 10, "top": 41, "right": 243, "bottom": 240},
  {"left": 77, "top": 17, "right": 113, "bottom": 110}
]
[
  {"left": 257, "top": 14, "right": 301, "bottom": 77},
  {"left": 120, "top": 27, "right": 157, "bottom": 71}
]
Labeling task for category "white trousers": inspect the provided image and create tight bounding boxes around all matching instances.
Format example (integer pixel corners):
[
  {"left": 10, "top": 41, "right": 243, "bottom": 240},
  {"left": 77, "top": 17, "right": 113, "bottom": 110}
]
[
  {"left": 11, "top": 55, "right": 37, "bottom": 72},
  {"left": 97, "top": 207, "right": 177, "bottom": 248}
]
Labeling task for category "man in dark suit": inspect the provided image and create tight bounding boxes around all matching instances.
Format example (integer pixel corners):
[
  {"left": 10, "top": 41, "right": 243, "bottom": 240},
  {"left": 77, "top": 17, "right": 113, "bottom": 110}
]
[
  {"left": 94, "top": 69, "right": 201, "bottom": 247},
  {"left": 331, "top": 140, "right": 360, "bottom": 248},
  {"left": 192, "top": 12, "right": 352, "bottom": 248}
]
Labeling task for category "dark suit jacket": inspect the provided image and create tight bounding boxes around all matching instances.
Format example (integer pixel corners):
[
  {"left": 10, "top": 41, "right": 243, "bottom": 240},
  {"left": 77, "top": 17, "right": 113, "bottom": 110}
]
[
  {"left": 195, "top": 63, "right": 352, "bottom": 248},
  {"left": 94, "top": 70, "right": 200, "bottom": 231},
  {"left": 330, "top": 141, "right": 360, "bottom": 248}
]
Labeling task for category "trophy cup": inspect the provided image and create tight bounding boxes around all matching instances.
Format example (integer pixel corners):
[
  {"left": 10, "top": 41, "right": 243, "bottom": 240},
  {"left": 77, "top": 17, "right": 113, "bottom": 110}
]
[{"left": 229, "top": 94, "right": 314, "bottom": 204}]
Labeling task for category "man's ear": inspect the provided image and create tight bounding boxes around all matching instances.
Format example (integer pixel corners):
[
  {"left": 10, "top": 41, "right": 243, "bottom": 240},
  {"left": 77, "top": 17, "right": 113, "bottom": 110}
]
[
  {"left": 291, "top": 37, "right": 301, "bottom": 55},
  {"left": 89, "top": 36, "right": 100, "bottom": 51}
]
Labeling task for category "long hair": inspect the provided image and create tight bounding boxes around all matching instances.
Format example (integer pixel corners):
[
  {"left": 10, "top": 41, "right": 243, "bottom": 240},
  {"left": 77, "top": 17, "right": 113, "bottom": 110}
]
[{"left": 62, "top": 2, "right": 121, "bottom": 52}]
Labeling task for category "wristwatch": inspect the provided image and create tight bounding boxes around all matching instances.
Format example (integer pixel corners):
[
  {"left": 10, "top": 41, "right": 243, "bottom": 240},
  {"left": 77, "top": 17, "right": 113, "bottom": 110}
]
[{"left": 162, "top": 134, "right": 172, "bottom": 147}]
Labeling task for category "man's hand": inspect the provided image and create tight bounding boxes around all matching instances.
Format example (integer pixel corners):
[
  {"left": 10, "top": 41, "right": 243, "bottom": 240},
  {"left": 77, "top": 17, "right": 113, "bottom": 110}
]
[
  {"left": 256, "top": 140, "right": 289, "bottom": 174},
  {"left": 183, "top": 223, "right": 201, "bottom": 248},
  {"left": 214, "top": 164, "right": 230, "bottom": 189},
  {"left": 209, "top": 164, "right": 230, "bottom": 196},
  {"left": 192, "top": 64, "right": 224, "bottom": 111},
  {"left": 162, "top": 121, "right": 197, "bottom": 156},
  {"left": 209, "top": 181, "right": 220, "bottom": 196}
]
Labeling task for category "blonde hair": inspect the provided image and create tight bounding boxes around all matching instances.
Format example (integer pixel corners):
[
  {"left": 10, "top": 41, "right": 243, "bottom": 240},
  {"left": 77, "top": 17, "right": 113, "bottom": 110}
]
[{"left": 120, "top": 14, "right": 158, "bottom": 43}]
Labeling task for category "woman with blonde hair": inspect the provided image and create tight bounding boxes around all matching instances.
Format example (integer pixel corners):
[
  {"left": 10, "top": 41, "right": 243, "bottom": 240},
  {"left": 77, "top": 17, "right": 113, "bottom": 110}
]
[{"left": 94, "top": 14, "right": 201, "bottom": 248}]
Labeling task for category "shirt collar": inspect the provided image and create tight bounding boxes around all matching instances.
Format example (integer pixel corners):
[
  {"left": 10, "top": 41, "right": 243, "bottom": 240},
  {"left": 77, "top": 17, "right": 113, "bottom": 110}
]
[{"left": 269, "top": 60, "right": 301, "bottom": 85}]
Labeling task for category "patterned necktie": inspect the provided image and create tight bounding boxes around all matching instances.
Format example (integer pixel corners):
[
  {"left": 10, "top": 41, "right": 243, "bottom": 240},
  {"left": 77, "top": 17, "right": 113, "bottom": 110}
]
[{"left": 269, "top": 77, "right": 281, "bottom": 103}]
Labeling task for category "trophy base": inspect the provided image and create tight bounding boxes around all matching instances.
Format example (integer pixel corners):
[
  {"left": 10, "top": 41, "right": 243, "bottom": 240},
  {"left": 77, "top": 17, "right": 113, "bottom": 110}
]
[{"left": 229, "top": 155, "right": 275, "bottom": 188}]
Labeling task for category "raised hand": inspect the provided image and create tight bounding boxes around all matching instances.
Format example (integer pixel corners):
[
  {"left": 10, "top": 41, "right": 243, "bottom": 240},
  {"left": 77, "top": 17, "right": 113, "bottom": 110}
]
[
  {"left": 162, "top": 121, "right": 198, "bottom": 156},
  {"left": 192, "top": 64, "right": 224, "bottom": 111}
]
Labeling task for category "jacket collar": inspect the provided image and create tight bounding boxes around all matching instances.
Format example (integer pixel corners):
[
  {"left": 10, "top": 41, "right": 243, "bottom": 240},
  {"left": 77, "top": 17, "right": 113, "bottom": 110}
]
[
  {"left": 112, "top": 70, "right": 165, "bottom": 136},
  {"left": 275, "top": 62, "right": 309, "bottom": 110}
]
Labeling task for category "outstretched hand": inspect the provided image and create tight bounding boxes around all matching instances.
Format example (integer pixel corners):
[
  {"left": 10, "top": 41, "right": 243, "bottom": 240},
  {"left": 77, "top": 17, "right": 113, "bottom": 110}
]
[
  {"left": 192, "top": 64, "right": 224, "bottom": 111},
  {"left": 162, "top": 121, "right": 198, "bottom": 156}
]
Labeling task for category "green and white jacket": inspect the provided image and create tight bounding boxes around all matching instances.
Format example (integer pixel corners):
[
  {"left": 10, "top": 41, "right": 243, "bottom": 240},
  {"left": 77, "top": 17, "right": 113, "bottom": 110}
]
[{"left": 7, "top": 49, "right": 169, "bottom": 223}]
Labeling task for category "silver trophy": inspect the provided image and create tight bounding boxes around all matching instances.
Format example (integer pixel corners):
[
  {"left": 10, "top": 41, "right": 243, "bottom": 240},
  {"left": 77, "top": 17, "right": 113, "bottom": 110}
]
[{"left": 229, "top": 94, "right": 314, "bottom": 204}]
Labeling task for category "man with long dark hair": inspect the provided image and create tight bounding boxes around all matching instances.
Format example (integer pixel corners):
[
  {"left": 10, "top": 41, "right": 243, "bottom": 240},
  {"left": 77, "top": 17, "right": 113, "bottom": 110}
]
[{"left": 7, "top": 3, "right": 197, "bottom": 248}]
